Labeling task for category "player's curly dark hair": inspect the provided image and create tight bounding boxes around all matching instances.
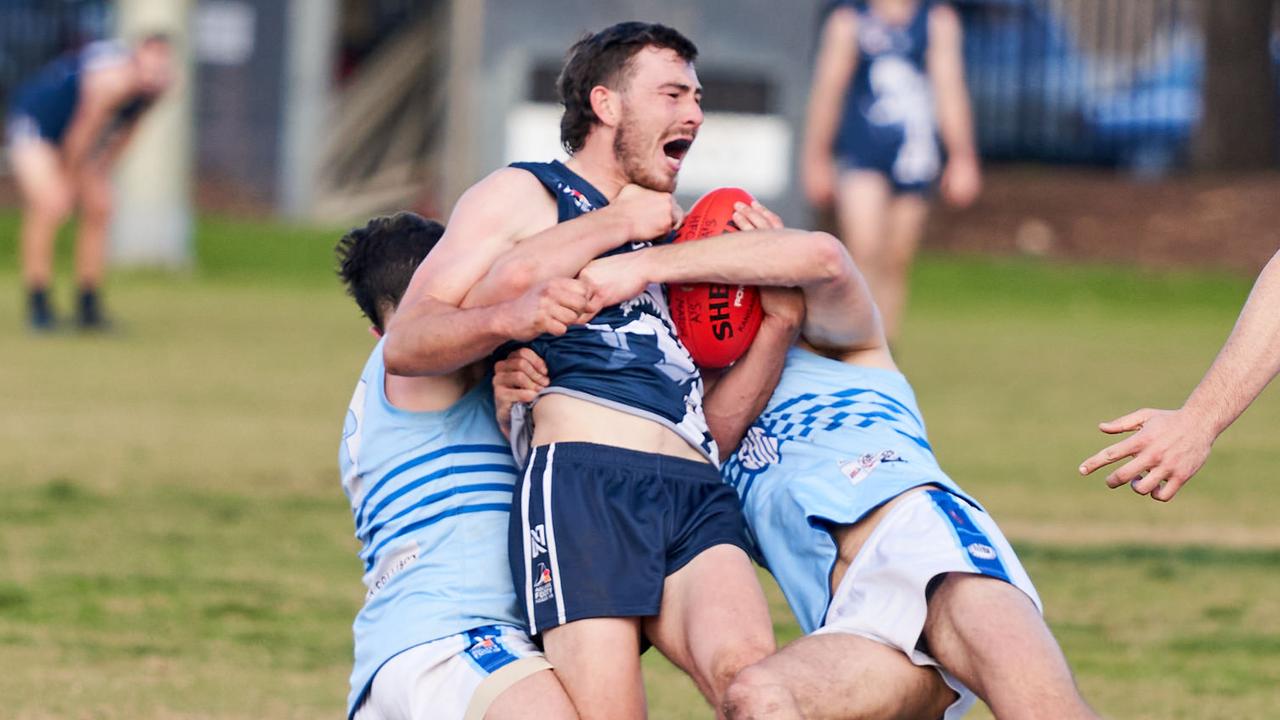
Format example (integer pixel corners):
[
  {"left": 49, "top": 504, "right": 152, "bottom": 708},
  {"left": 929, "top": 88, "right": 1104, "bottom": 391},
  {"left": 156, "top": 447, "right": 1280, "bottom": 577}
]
[
  {"left": 335, "top": 212, "right": 444, "bottom": 332},
  {"left": 557, "top": 21, "right": 698, "bottom": 154}
]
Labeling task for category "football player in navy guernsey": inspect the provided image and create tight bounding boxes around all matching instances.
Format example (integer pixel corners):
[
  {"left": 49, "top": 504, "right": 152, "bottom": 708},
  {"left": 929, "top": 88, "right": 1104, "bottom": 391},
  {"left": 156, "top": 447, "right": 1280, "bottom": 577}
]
[
  {"left": 383, "top": 22, "right": 859, "bottom": 720},
  {"left": 6, "top": 35, "right": 173, "bottom": 330},
  {"left": 335, "top": 212, "right": 582, "bottom": 720},
  {"left": 508, "top": 204, "right": 1100, "bottom": 719}
]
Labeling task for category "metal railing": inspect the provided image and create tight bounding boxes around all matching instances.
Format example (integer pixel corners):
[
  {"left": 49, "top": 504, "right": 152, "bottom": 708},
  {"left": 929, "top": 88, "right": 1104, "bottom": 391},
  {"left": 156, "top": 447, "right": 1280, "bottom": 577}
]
[{"left": 956, "top": 0, "right": 1217, "bottom": 170}]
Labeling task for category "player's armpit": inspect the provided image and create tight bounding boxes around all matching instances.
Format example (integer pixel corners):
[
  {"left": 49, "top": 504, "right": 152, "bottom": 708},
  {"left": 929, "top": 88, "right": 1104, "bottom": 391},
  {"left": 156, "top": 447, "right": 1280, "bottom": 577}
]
[{"left": 704, "top": 288, "right": 803, "bottom": 462}]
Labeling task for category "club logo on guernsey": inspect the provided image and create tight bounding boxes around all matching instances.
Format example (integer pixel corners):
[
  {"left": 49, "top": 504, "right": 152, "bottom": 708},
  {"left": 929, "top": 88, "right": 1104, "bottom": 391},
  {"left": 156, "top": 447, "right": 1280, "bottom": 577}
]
[
  {"left": 737, "top": 426, "right": 781, "bottom": 471},
  {"left": 534, "top": 563, "right": 555, "bottom": 604}
]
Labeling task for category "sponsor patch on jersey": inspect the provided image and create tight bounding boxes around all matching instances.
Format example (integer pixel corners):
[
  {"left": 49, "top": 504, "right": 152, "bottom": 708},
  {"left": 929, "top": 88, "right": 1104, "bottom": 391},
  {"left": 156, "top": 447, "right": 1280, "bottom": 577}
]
[
  {"left": 363, "top": 542, "right": 419, "bottom": 600},
  {"left": 839, "top": 450, "right": 900, "bottom": 487},
  {"left": 533, "top": 563, "right": 555, "bottom": 604}
]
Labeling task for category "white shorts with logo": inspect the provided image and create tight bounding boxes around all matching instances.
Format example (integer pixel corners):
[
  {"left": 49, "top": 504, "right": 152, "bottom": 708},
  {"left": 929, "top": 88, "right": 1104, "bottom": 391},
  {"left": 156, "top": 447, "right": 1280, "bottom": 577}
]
[
  {"left": 354, "top": 625, "right": 551, "bottom": 720},
  {"left": 813, "top": 489, "right": 1043, "bottom": 719}
]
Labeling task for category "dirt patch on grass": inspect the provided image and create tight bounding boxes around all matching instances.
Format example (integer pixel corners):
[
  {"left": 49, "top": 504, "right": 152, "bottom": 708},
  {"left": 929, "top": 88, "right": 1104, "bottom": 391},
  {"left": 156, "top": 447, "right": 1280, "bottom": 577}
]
[{"left": 928, "top": 166, "right": 1280, "bottom": 276}]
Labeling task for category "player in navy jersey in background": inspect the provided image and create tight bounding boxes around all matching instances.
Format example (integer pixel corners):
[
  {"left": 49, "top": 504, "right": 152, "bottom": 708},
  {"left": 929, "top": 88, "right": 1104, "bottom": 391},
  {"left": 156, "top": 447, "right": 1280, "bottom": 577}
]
[
  {"left": 6, "top": 35, "right": 173, "bottom": 330},
  {"left": 802, "top": 0, "right": 981, "bottom": 343},
  {"left": 335, "top": 212, "right": 580, "bottom": 720}
]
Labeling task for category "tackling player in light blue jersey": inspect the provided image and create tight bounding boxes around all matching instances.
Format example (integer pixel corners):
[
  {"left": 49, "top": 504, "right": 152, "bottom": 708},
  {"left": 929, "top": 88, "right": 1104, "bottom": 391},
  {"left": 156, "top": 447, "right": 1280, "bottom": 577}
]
[
  {"left": 505, "top": 200, "right": 1100, "bottom": 719},
  {"left": 335, "top": 213, "right": 578, "bottom": 720}
]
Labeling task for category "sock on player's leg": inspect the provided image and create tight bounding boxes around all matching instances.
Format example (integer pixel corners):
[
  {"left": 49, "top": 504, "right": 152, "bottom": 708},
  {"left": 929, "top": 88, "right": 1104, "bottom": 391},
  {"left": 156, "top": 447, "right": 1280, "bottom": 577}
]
[
  {"left": 28, "top": 286, "right": 55, "bottom": 331},
  {"left": 77, "top": 286, "right": 108, "bottom": 330}
]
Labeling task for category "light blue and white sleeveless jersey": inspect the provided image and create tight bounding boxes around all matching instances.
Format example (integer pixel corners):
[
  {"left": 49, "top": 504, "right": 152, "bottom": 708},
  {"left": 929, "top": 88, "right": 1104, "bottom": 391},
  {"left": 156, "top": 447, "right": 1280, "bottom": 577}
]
[
  {"left": 721, "top": 346, "right": 980, "bottom": 633},
  {"left": 339, "top": 338, "right": 523, "bottom": 718}
]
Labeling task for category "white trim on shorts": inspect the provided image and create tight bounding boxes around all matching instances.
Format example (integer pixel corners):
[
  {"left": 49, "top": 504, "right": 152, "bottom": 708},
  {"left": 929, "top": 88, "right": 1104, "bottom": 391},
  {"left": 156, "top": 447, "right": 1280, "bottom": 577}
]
[
  {"left": 5, "top": 113, "right": 44, "bottom": 150},
  {"left": 354, "top": 626, "right": 551, "bottom": 720},
  {"left": 813, "top": 489, "right": 1042, "bottom": 720}
]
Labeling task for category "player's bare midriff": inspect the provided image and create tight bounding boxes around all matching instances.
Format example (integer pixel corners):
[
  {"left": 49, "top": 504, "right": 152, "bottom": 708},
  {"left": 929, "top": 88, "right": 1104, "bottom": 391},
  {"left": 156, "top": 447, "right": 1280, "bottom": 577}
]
[
  {"left": 531, "top": 393, "right": 709, "bottom": 463},
  {"left": 826, "top": 484, "right": 944, "bottom": 595}
]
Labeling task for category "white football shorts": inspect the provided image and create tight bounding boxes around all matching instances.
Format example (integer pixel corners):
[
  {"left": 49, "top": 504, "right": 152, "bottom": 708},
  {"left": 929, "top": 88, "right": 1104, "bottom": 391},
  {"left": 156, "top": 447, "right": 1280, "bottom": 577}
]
[
  {"left": 354, "top": 624, "right": 551, "bottom": 720},
  {"left": 813, "top": 488, "right": 1042, "bottom": 719}
]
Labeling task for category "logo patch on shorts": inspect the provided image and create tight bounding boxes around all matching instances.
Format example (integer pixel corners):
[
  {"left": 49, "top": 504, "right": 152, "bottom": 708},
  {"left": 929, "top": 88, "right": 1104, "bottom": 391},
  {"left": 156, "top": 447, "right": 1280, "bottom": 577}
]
[
  {"left": 533, "top": 562, "right": 555, "bottom": 604},
  {"left": 530, "top": 524, "right": 547, "bottom": 557},
  {"left": 966, "top": 542, "right": 997, "bottom": 561}
]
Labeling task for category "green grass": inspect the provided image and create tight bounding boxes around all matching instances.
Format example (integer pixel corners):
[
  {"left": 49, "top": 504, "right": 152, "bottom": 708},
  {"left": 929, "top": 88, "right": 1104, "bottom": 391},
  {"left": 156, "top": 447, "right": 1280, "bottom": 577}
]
[{"left": 1, "top": 211, "right": 1278, "bottom": 718}]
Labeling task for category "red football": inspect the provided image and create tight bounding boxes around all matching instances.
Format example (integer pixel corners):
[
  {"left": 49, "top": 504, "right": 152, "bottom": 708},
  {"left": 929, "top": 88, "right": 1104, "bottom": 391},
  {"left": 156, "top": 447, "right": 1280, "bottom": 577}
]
[{"left": 667, "top": 187, "right": 764, "bottom": 369}]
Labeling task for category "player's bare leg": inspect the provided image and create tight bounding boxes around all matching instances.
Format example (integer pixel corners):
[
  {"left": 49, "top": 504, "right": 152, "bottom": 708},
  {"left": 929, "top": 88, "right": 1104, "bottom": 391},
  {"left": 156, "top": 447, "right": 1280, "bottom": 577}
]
[
  {"left": 878, "top": 194, "right": 929, "bottom": 341},
  {"left": 723, "top": 632, "right": 956, "bottom": 720},
  {"left": 922, "top": 573, "right": 1099, "bottom": 720},
  {"left": 644, "top": 544, "right": 776, "bottom": 717},
  {"left": 10, "top": 140, "right": 72, "bottom": 291},
  {"left": 485, "top": 668, "right": 580, "bottom": 720},
  {"left": 540, "top": 617, "right": 646, "bottom": 720},
  {"left": 75, "top": 164, "right": 113, "bottom": 290}
]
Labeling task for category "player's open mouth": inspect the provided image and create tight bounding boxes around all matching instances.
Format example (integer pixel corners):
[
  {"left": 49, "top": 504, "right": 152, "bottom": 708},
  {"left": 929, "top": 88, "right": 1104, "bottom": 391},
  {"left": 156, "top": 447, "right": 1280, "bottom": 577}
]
[{"left": 663, "top": 138, "right": 693, "bottom": 170}]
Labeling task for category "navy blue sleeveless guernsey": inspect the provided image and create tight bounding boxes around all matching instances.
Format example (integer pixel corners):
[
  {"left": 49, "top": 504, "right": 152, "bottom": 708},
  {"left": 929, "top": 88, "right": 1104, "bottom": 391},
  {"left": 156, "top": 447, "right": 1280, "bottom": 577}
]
[
  {"left": 832, "top": 0, "right": 941, "bottom": 191},
  {"left": 507, "top": 160, "right": 717, "bottom": 464},
  {"left": 7, "top": 41, "right": 152, "bottom": 145}
]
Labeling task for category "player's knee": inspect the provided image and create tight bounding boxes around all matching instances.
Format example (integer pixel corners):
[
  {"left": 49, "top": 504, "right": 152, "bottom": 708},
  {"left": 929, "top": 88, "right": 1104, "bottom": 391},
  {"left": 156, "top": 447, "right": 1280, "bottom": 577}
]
[
  {"left": 80, "top": 187, "right": 113, "bottom": 223},
  {"left": 30, "top": 188, "right": 73, "bottom": 223},
  {"left": 722, "top": 666, "right": 796, "bottom": 720},
  {"left": 710, "top": 635, "right": 775, "bottom": 696}
]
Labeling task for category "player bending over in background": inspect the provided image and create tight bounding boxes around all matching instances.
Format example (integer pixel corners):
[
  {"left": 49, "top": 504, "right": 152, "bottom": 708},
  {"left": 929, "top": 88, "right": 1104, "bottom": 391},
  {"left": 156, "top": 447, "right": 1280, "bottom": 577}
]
[
  {"left": 5, "top": 34, "right": 173, "bottom": 330},
  {"left": 1079, "top": 247, "right": 1280, "bottom": 502},
  {"left": 335, "top": 213, "right": 578, "bottom": 720},
  {"left": 802, "top": 0, "right": 981, "bottom": 343},
  {"left": 507, "top": 202, "right": 1099, "bottom": 719},
  {"left": 383, "top": 22, "right": 864, "bottom": 719}
]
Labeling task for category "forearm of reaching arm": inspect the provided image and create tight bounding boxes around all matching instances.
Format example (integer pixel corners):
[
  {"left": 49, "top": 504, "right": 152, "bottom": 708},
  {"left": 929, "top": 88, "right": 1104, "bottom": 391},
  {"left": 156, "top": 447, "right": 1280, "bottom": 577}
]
[
  {"left": 1181, "top": 250, "right": 1280, "bottom": 435},
  {"left": 463, "top": 208, "right": 632, "bottom": 308},
  {"left": 645, "top": 229, "right": 847, "bottom": 288},
  {"left": 705, "top": 315, "right": 798, "bottom": 462},
  {"left": 637, "top": 230, "right": 883, "bottom": 350}
]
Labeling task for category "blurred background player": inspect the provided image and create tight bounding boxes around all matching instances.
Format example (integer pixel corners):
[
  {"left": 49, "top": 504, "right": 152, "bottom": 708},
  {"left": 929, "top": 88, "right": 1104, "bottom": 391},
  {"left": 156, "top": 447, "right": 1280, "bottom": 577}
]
[
  {"left": 801, "top": 0, "right": 981, "bottom": 343},
  {"left": 335, "top": 212, "right": 579, "bottom": 720},
  {"left": 5, "top": 33, "right": 173, "bottom": 330},
  {"left": 1079, "top": 247, "right": 1280, "bottom": 503}
]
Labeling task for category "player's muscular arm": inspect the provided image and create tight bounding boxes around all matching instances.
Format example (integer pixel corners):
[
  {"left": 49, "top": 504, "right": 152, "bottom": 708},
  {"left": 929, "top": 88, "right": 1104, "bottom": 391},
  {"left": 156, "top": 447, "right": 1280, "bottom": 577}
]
[
  {"left": 61, "top": 66, "right": 131, "bottom": 175},
  {"left": 1080, "top": 249, "right": 1280, "bottom": 501},
  {"left": 464, "top": 183, "right": 680, "bottom": 308},
  {"left": 582, "top": 205, "right": 885, "bottom": 356},
  {"left": 802, "top": 7, "right": 858, "bottom": 207},
  {"left": 929, "top": 4, "right": 982, "bottom": 208},
  {"left": 703, "top": 288, "right": 804, "bottom": 462},
  {"left": 384, "top": 169, "right": 594, "bottom": 376}
]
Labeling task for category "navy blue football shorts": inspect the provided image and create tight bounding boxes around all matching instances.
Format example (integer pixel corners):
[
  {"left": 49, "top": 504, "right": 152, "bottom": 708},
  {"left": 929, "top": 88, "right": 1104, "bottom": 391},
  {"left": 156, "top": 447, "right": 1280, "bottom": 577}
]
[{"left": 509, "top": 441, "right": 750, "bottom": 636}]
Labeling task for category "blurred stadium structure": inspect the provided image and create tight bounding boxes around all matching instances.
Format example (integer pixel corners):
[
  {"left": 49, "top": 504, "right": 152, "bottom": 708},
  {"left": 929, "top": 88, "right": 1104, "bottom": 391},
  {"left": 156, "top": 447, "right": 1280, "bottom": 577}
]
[{"left": 0, "top": 0, "right": 1276, "bottom": 226}]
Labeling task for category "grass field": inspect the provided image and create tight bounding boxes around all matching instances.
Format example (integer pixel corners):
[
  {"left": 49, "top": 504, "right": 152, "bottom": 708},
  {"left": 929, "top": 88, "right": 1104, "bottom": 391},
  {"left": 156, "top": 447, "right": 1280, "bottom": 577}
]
[{"left": 2, "top": 212, "right": 1278, "bottom": 719}]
